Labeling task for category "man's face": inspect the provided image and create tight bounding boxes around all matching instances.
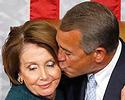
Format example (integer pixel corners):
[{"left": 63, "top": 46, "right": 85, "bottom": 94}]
[{"left": 56, "top": 29, "right": 95, "bottom": 78}]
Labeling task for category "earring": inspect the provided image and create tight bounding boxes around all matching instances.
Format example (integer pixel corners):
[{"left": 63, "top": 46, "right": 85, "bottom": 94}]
[{"left": 18, "top": 74, "right": 23, "bottom": 84}]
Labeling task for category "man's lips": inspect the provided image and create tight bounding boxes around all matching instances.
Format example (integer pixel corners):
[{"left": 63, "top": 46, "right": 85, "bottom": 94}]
[{"left": 60, "top": 66, "right": 68, "bottom": 71}]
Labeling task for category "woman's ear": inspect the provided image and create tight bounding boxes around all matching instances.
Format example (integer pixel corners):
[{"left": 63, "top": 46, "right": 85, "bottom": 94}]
[
  {"left": 93, "top": 47, "right": 107, "bottom": 63},
  {"left": 18, "top": 73, "right": 23, "bottom": 84}
]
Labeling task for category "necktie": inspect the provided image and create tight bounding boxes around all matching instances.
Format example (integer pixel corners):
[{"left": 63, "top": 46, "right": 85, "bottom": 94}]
[{"left": 85, "top": 75, "right": 97, "bottom": 100}]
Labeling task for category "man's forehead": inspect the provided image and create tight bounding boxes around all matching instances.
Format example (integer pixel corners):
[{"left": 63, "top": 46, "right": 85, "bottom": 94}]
[
  {"left": 56, "top": 29, "right": 81, "bottom": 49},
  {"left": 58, "top": 29, "right": 80, "bottom": 34}
]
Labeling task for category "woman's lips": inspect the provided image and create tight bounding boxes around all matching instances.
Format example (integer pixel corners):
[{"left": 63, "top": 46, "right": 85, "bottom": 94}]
[{"left": 38, "top": 82, "right": 52, "bottom": 89}]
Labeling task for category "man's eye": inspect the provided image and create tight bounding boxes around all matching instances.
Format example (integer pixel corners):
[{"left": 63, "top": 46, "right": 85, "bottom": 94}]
[
  {"left": 46, "top": 61, "right": 55, "bottom": 67},
  {"left": 65, "top": 52, "right": 71, "bottom": 56}
]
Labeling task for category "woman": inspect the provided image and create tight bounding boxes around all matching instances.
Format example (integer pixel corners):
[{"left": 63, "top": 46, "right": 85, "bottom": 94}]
[{"left": 2, "top": 20, "right": 63, "bottom": 100}]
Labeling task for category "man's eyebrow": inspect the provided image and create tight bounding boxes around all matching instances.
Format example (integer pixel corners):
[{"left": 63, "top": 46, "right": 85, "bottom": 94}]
[{"left": 59, "top": 45, "right": 72, "bottom": 53}]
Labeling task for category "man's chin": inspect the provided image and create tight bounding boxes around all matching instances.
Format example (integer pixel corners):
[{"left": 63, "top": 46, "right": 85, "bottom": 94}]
[
  {"left": 63, "top": 71, "right": 85, "bottom": 78},
  {"left": 63, "top": 71, "right": 76, "bottom": 78}
]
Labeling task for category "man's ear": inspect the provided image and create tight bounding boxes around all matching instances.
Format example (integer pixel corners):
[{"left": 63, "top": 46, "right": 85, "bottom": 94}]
[{"left": 93, "top": 47, "right": 107, "bottom": 63}]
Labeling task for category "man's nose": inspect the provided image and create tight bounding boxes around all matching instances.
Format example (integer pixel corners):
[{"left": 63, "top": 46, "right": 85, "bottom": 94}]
[{"left": 58, "top": 49, "right": 66, "bottom": 62}]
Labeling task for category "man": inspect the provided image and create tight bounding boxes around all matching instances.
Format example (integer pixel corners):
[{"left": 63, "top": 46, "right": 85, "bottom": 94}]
[{"left": 56, "top": 1, "right": 125, "bottom": 100}]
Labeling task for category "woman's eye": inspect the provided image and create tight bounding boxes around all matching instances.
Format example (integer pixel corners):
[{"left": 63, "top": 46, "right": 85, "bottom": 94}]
[
  {"left": 46, "top": 61, "right": 55, "bottom": 67},
  {"left": 28, "top": 64, "right": 37, "bottom": 71}
]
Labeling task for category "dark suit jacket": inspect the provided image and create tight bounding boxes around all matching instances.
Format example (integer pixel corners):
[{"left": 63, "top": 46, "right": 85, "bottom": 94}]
[{"left": 60, "top": 39, "right": 125, "bottom": 100}]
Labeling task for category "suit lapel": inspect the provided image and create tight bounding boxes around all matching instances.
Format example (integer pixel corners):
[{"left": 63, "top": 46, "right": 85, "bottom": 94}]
[
  {"left": 80, "top": 76, "right": 87, "bottom": 100},
  {"left": 70, "top": 75, "right": 87, "bottom": 100}
]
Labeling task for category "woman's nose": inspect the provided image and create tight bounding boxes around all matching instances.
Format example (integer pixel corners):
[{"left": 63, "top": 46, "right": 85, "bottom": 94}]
[{"left": 39, "top": 68, "right": 48, "bottom": 81}]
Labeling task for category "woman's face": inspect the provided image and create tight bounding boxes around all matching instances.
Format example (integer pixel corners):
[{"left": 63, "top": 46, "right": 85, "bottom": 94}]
[{"left": 19, "top": 43, "right": 61, "bottom": 97}]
